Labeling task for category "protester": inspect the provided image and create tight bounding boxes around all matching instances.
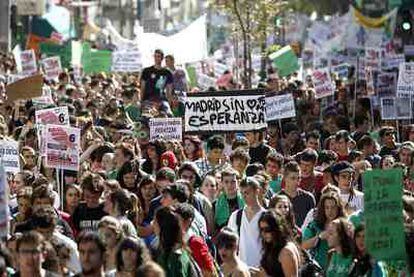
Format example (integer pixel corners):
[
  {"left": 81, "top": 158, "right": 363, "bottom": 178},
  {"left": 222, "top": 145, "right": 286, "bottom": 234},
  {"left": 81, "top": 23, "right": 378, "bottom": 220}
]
[
  {"left": 115, "top": 237, "right": 151, "bottom": 276},
  {"left": 97, "top": 216, "right": 124, "bottom": 274},
  {"left": 76, "top": 231, "right": 106, "bottom": 277}
]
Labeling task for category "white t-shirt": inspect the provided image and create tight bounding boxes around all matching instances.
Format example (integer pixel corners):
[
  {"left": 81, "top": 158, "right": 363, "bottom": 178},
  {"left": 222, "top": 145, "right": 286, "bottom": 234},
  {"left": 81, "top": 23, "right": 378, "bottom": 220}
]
[
  {"left": 339, "top": 190, "right": 364, "bottom": 213},
  {"left": 227, "top": 207, "right": 266, "bottom": 267}
]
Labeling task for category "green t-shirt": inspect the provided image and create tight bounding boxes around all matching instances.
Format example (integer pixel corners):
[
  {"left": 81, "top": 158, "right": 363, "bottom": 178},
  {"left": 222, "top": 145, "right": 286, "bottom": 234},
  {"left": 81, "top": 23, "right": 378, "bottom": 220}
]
[
  {"left": 107, "top": 169, "right": 118, "bottom": 180},
  {"left": 348, "top": 210, "right": 364, "bottom": 229},
  {"left": 302, "top": 220, "right": 330, "bottom": 269},
  {"left": 326, "top": 252, "right": 353, "bottom": 277},
  {"left": 157, "top": 249, "right": 192, "bottom": 277},
  {"left": 269, "top": 175, "right": 283, "bottom": 193}
]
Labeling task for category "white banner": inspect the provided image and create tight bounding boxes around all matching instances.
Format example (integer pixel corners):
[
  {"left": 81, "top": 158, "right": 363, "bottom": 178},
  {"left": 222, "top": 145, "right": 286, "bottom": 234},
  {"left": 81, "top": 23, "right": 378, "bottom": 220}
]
[
  {"left": 112, "top": 49, "right": 142, "bottom": 72},
  {"left": 266, "top": 94, "right": 296, "bottom": 121},
  {"left": 184, "top": 90, "right": 267, "bottom": 133},
  {"left": 45, "top": 125, "right": 80, "bottom": 171},
  {"left": 41, "top": 56, "right": 62, "bottom": 81},
  {"left": 312, "top": 68, "right": 334, "bottom": 99},
  {"left": 149, "top": 118, "right": 182, "bottom": 141},
  {"left": 397, "top": 62, "right": 414, "bottom": 98},
  {"left": 0, "top": 140, "right": 20, "bottom": 173},
  {"left": 35, "top": 106, "right": 69, "bottom": 126}
]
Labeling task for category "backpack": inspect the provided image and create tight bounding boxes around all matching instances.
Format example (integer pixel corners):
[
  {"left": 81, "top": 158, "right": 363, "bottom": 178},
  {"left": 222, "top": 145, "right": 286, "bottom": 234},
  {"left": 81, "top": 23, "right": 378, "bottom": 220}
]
[{"left": 299, "top": 249, "right": 325, "bottom": 277}]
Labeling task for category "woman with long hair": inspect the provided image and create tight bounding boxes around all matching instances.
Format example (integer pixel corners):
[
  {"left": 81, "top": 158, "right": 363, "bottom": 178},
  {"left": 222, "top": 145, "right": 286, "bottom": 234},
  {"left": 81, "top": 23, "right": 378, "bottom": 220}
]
[
  {"left": 183, "top": 135, "right": 204, "bottom": 162},
  {"left": 63, "top": 184, "right": 81, "bottom": 216},
  {"left": 269, "top": 194, "right": 301, "bottom": 241},
  {"left": 103, "top": 189, "right": 138, "bottom": 238},
  {"left": 153, "top": 206, "right": 194, "bottom": 277},
  {"left": 302, "top": 192, "right": 346, "bottom": 270},
  {"left": 137, "top": 176, "right": 159, "bottom": 219},
  {"left": 326, "top": 218, "right": 356, "bottom": 276},
  {"left": 116, "top": 236, "right": 151, "bottom": 276},
  {"left": 98, "top": 216, "right": 124, "bottom": 274},
  {"left": 142, "top": 139, "right": 167, "bottom": 175},
  {"left": 117, "top": 160, "right": 147, "bottom": 195},
  {"left": 256, "top": 210, "right": 302, "bottom": 276},
  {"left": 349, "top": 224, "right": 386, "bottom": 276}
]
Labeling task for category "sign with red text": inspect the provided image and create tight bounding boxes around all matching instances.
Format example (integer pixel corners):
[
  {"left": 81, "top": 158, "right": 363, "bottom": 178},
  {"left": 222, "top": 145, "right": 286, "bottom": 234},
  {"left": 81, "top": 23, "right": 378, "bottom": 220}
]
[{"left": 312, "top": 68, "right": 334, "bottom": 99}]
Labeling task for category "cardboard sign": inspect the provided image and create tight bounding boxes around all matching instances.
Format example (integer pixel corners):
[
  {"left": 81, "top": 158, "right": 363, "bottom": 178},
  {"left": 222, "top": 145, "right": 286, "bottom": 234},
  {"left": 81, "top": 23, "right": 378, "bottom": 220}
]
[
  {"left": 266, "top": 94, "right": 296, "bottom": 121},
  {"left": 397, "top": 62, "right": 414, "bottom": 98},
  {"left": 149, "top": 118, "right": 182, "bottom": 141},
  {"left": 0, "top": 140, "right": 20, "bottom": 173},
  {"left": 41, "top": 56, "right": 62, "bottom": 81},
  {"left": 377, "top": 72, "right": 397, "bottom": 97},
  {"left": 111, "top": 49, "right": 142, "bottom": 72},
  {"left": 6, "top": 74, "right": 43, "bottom": 102},
  {"left": 45, "top": 125, "right": 80, "bottom": 171},
  {"left": 184, "top": 90, "right": 267, "bottom": 133},
  {"left": 19, "top": 49, "right": 37, "bottom": 76},
  {"left": 381, "top": 97, "right": 412, "bottom": 120},
  {"left": 312, "top": 68, "right": 334, "bottom": 99},
  {"left": 363, "top": 169, "right": 406, "bottom": 261}
]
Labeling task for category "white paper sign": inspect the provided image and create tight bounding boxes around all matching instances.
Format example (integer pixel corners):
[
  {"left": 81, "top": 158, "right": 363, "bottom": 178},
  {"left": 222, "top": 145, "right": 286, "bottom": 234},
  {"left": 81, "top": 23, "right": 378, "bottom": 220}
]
[
  {"left": 0, "top": 140, "right": 20, "bottom": 173},
  {"left": 41, "top": 56, "right": 62, "bottom": 81},
  {"left": 383, "top": 54, "right": 405, "bottom": 70},
  {"left": 149, "top": 118, "right": 182, "bottom": 141},
  {"left": 266, "top": 94, "right": 296, "bottom": 121},
  {"left": 184, "top": 90, "right": 267, "bottom": 133},
  {"left": 365, "top": 47, "right": 381, "bottom": 71},
  {"left": 312, "top": 68, "right": 334, "bottom": 99},
  {"left": 45, "top": 125, "right": 81, "bottom": 171},
  {"left": 377, "top": 72, "right": 397, "bottom": 97},
  {"left": 112, "top": 49, "right": 142, "bottom": 72},
  {"left": 397, "top": 62, "right": 414, "bottom": 98},
  {"left": 381, "top": 97, "right": 412, "bottom": 120},
  {"left": 19, "top": 49, "right": 37, "bottom": 76},
  {"left": 35, "top": 106, "right": 69, "bottom": 126}
]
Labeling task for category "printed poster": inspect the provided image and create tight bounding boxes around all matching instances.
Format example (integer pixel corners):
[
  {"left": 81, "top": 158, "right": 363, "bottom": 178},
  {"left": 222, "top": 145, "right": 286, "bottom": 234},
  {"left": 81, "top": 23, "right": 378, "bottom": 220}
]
[{"left": 149, "top": 118, "right": 182, "bottom": 141}]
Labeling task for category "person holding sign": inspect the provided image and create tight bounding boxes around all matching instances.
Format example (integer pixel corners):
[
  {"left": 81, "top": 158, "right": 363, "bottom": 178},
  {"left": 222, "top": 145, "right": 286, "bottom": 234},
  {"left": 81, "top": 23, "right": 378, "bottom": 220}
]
[{"left": 140, "top": 49, "right": 173, "bottom": 117}]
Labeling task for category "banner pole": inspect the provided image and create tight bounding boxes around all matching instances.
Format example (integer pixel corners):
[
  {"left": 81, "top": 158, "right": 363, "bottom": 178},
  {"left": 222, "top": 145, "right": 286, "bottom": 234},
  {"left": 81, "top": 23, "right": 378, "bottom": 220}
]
[{"left": 353, "top": 54, "right": 359, "bottom": 120}]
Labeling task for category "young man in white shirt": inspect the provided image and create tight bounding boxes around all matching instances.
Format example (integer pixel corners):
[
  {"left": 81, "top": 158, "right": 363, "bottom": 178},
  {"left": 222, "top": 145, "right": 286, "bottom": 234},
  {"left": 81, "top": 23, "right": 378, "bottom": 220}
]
[{"left": 227, "top": 177, "right": 266, "bottom": 267}]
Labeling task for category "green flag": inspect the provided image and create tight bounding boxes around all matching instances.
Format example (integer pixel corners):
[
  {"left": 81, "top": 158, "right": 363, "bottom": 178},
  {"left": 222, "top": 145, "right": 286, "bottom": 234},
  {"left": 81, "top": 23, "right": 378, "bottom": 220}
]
[
  {"left": 40, "top": 42, "right": 72, "bottom": 68},
  {"left": 362, "top": 169, "right": 406, "bottom": 261},
  {"left": 269, "top": 45, "right": 299, "bottom": 77}
]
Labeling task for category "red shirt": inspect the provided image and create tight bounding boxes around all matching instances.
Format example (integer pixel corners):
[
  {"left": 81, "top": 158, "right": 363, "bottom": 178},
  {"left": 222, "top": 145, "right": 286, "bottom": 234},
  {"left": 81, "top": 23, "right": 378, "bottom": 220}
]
[
  {"left": 299, "top": 171, "right": 324, "bottom": 194},
  {"left": 188, "top": 236, "right": 215, "bottom": 272}
]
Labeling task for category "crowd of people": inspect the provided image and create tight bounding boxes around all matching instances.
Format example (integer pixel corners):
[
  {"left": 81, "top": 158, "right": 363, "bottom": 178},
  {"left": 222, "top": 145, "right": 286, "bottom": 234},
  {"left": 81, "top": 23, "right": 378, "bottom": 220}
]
[{"left": 0, "top": 48, "right": 413, "bottom": 277}]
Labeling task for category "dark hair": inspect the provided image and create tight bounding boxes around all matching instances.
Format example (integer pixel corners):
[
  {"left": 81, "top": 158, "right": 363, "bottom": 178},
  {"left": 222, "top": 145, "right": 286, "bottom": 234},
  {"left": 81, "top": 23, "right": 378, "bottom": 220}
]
[
  {"left": 154, "top": 49, "right": 164, "bottom": 58},
  {"left": 16, "top": 231, "right": 45, "bottom": 252},
  {"left": 356, "top": 135, "right": 374, "bottom": 150},
  {"left": 173, "top": 203, "right": 195, "bottom": 223},
  {"left": 269, "top": 195, "right": 296, "bottom": 236},
  {"left": 177, "top": 162, "right": 202, "bottom": 187},
  {"left": 318, "top": 150, "right": 338, "bottom": 166},
  {"left": 115, "top": 142, "right": 135, "bottom": 161},
  {"left": 117, "top": 160, "right": 144, "bottom": 191},
  {"left": 31, "top": 184, "right": 54, "bottom": 206},
  {"left": 306, "top": 130, "right": 320, "bottom": 141},
  {"left": 183, "top": 135, "right": 204, "bottom": 160},
  {"left": 335, "top": 130, "right": 351, "bottom": 142},
  {"left": 77, "top": 231, "right": 105, "bottom": 256},
  {"left": 155, "top": 206, "right": 183, "bottom": 253},
  {"left": 349, "top": 151, "right": 363, "bottom": 163},
  {"left": 245, "top": 163, "right": 264, "bottom": 177},
  {"left": 81, "top": 173, "right": 104, "bottom": 194},
  {"left": 230, "top": 148, "right": 251, "bottom": 165},
  {"left": 162, "top": 184, "right": 189, "bottom": 203},
  {"left": 266, "top": 152, "right": 284, "bottom": 168},
  {"left": 239, "top": 177, "right": 260, "bottom": 190},
  {"left": 332, "top": 218, "right": 355, "bottom": 257},
  {"left": 31, "top": 206, "right": 58, "bottom": 229},
  {"left": 215, "top": 227, "right": 238, "bottom": 250},
  {"left": 232, "top": 136, "right": 249, "bottom": 150},
  {"left": 137, "top": 176, "right": 158, "bottom": 211},
  {"left": 207, "top": 135, "right": 225, "bottom": 151},
  {"left": 354, "top": 114, "right": 368, "bottom": 128},
  {"left": 299, "top": 148, "right": 318, "bottom": 164},
  {"left": 259, "top": 211, "right": 292, "bottom": 276},
  {"left": 156, "top": 167, "right": 176, "bottom": 183},
  {"left": 108, "top": 189, "right": 133, "bottom": 216},
  {"left": 116, "top": 237, "right": 151, "bottom": 271},
  {"left": 315, "top": 192, "right": 345, "bottom": 228},
  {"left": 283, "top": 161, "right": 300, "bottom": 176}
]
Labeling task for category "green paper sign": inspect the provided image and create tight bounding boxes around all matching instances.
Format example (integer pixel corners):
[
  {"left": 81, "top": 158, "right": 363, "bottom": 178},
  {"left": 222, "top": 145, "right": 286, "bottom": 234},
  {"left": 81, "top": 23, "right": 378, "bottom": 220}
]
[
  {"left": 363, "top": 169, "right": 406, "bottom": 261},
  {"left": 82, "top": 43, "right": 112, "bottom": 74},
  {"left": 269, "top": 45, "right": 299, "bottom": 77},
  {"left": 186, "top": 65, "right": 198, "bottom": 88}
]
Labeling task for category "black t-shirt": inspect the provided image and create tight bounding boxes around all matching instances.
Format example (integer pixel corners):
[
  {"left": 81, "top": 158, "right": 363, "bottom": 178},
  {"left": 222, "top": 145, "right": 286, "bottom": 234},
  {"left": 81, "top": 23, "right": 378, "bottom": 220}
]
[
  {"left": 72, "top": 203, "right": 107, "bottom": 233},
  {"left": 279, "top": 189, "right": 315, "bottom": 227},
  {"left": 249, "top": 143, "right": 273, "bottom": 166},
  {"left": 140, "top": 66, "right": 173, "bottom": 102}
]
